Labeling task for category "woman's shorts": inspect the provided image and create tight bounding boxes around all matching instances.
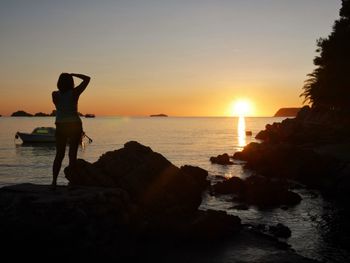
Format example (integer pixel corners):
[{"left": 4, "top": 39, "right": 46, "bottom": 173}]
[{"left": 55, "top": 122, "right": 83, "bottom": 144}]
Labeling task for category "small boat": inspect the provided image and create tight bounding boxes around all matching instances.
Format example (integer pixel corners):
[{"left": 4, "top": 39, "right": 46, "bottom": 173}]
[
  {"left": 15, "top": 127, "right": 56, "bottom": 143},
  {"left": 15, "top": 127, "right": 93, "bottom": 144}
]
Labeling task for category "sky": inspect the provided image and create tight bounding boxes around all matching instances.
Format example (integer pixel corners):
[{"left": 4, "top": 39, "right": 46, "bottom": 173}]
[{"left": 0, "top": 0, "right": 341, "bottom": 116}]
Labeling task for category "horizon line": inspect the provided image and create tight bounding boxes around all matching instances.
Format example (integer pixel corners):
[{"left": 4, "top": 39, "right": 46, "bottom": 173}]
[{"left": 0, "top": 114, "right": 288, "bottom": 118}]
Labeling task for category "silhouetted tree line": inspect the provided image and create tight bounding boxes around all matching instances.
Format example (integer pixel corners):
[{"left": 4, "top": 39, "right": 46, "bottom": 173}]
[{"left": 301, "top": 0, "right": 350, "bottom": 113}]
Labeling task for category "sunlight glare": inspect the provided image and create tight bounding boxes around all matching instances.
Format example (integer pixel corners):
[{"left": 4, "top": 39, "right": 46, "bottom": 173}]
[{"left": 231, "top": 99, "right": 252, "bottom": 117}]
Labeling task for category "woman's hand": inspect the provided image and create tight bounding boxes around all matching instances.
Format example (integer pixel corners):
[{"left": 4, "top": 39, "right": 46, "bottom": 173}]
[
  {"left": 71, "top": 73, "right": 91, "bottom": 97},
  {"left": 70, "top": 73, "right": 90, "bottom": 80}
]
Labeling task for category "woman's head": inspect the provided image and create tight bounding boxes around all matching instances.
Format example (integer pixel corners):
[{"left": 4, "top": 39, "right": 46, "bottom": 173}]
[{"left": 57, "top": 73, "right": 74, "bottom": 92}]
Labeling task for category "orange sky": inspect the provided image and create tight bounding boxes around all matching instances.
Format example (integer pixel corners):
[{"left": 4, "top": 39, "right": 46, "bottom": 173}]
[{"left": 0, "top": 1, "right": 340, "bottom": 117}]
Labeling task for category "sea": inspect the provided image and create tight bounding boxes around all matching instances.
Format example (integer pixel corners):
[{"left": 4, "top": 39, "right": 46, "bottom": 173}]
[{"left": 0, "top": 116, "right": 349, "bottom": 262}]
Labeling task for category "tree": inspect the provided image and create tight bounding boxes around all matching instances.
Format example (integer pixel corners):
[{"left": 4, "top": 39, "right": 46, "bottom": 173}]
[{"left": 301, "top": 0, "right": 350, "bottom": 113}]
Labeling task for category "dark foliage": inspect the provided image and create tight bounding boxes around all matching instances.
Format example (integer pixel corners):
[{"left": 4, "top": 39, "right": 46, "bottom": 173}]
[{"left": 301, "top": 0, "right": 350, "bottom": 113}]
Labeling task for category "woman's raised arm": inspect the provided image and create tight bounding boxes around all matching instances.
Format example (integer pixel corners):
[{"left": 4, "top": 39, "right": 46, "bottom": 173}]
[{"left": 71, "top": 73, "right": 91, "bottom": 97}]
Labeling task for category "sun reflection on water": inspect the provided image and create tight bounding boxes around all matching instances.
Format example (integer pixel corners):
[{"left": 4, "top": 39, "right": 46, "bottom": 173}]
[{"left": 237, "top": 116, "right": 246, "bottom": 149}]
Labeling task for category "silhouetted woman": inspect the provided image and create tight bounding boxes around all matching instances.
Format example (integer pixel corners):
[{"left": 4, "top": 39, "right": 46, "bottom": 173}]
[{"left": 52, "top": 73, "right": 90, "bottom": 188}]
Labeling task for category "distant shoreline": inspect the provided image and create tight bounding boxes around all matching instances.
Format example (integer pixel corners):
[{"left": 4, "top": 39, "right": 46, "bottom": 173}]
[{"left": 1, "top": 115, "right": 287, "bottom": 118}]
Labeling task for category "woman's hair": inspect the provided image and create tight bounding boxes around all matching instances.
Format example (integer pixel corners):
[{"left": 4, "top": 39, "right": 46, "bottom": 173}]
[{"left": 57, "top": 73, "right": 74, "bottom": 92}]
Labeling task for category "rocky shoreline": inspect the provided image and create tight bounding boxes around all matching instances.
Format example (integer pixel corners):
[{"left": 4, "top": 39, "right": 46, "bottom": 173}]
[
  {"left": 231, "top": 106, "right": 350, "bottom": 200},
  {"left": 0, "top": 141, "right": 318, "bottom": 262}
]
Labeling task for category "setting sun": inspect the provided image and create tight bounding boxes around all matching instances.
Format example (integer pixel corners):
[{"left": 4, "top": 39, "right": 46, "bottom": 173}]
[{"left": 231, "top": 99, "right": 253, "bottom": 117}]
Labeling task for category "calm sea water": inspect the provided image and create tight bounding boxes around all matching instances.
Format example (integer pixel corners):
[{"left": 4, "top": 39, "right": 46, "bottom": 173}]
[{"left": 0, "top": 116, "right": 348, "bottom": 262}]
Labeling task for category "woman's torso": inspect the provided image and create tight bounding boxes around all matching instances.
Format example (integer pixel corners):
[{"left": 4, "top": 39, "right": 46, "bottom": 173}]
[{"left": 54, "top": 90, "right": 81, "bottom": 123}]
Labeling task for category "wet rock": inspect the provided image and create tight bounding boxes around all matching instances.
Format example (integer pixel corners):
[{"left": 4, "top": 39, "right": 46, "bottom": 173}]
[
  {"left": 243, "top": 175, "right": 302, "bottom": 207},
  {"left": 212, "top": 176, "right": 245, "bottom": 195},
  {"left": 269, "top": 223, "right": 292, "bottom": 238},
  {"left": 212, "top": 175, "right": 302, "bottom": 208},
  {"left": 210, "top": 153, "right": 233, "bottom": 165},
  {"left": 215, "top": 175, "right": 227, "bottom": 180},
  {"left": 280, "top": 205, "right": 289, "bottom": 210},
  {"left": 335, "top": 163, "right": 350, "bottom": 199},
  {"left": 232, "top": 204, "right": 249, "bottom": 210},
  {"left": 187, "top": 209, "right": 241, "bottom": 240}
]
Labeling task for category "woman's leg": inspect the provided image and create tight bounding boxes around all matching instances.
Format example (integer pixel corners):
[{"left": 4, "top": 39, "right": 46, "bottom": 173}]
[
  {"left": 52, "top": 129, "right": 67, "bottom": 187},
  {"left": 68, "top": 123, "right": 82, "bottom": 168},
  {"left": 68, "top": 137, "right": 79, "bottom": 168}
]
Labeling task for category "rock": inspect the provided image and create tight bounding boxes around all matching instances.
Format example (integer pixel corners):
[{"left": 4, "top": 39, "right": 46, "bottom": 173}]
[
  {"left": 280, "top": 205, "right": 289, "bottom": 210},
  {"left": 269, "top": 223, "right": 292, "bottom": 238},
  {"left": 180, "top": 165, "right": 210, "bottom": 191},
  {"left": 274, "top": 108, "right": 301, "bottom": 117},
  {"left": 0, "top": 184, "right": 133, "bottom": 258},
  {"left": 232, "top": 204, "right": 249, "bottom": 210},
  {"left": 232, "top": 151, "right": 244, "bottom": 160},
  {"left": 243, "top": 175, "right": 302, "bottom": 207},
  {"left": 243, "top": 105, "right": 350, "bottom": 200},
  {"left": 233, "top": 142, "right": 340, "bottom": 187},
  {"left": 212, "top": 175, "right": 302, "bottom": 208},
  {"left": 246, "top": 131, "right": 253, "bottom": 136},
  {"left": 212, "top": 176, "right": 245, "bottom": 195},
  {"left": 210, "top": 153, "right": 233, "bottom": 165},
  {"left": 0, "top": 183, "right": 243, "bottom": 260},
  {"left": 215, "top": 175, "right": 227, "bottom": 180},
  {"left": 65, "top": 141, "right": 206, "bottom": 216},
  {"left": 187, "top": 209, "right": 241, "bottom": 240},
  {"left": 335, "top": 164, "right": 350, "bottom": 199}
]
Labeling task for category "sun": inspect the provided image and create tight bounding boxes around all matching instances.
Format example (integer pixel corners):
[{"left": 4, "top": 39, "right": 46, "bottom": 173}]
[{"left": 230, "top": 99, "right": 252, "bottom": 117}]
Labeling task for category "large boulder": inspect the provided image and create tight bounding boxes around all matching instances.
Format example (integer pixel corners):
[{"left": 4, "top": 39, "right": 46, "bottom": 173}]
[{"left": 65, "top": 141, "right": 207, "bottom": 215}]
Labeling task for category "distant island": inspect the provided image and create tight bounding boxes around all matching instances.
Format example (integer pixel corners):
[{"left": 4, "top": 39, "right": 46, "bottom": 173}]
[
  {"left": 150, "top": 114, "right": 168, "bottom": 117},
  {"left": 11, "top": 110, "right": 86, "bottom": 117},
  {"left": 11, "top": 110, "right": 34, "bottom": 117},
  {"left": 34, "top": 112, "right": 50, "bottom": 117},
  {"left": 274, "top": 108, "right": 301, "bottom": 117}
]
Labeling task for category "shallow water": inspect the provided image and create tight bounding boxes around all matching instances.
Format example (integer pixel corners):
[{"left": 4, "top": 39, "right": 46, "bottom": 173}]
[
  {"left": 0, "top": 116, "right": 349, "bottom": 262},
  {"left": 0, "top": 116, "right": 271, "bottom": 186}
]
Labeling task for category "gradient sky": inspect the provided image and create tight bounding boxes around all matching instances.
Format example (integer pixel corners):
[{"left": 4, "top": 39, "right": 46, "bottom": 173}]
[{"left": 0, "top": 0, "right": 341, "bottom": 116}]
